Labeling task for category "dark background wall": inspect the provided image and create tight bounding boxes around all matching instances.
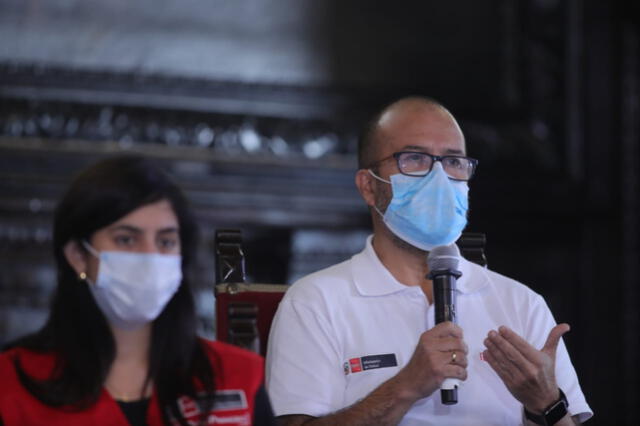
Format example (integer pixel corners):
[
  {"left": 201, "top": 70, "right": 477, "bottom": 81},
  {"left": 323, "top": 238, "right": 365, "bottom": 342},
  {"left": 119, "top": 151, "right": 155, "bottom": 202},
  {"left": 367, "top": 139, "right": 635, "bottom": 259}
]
[{"left": 0, "top": 0, "right": 638, "bottom": 423}]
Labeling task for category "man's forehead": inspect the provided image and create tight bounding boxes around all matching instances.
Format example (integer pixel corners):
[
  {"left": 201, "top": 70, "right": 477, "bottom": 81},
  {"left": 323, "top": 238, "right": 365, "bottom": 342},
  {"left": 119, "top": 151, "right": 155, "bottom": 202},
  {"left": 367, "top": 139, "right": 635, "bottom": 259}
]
[
  {"left": 375, "top": 106, "right": 465, "bottom": 155},
  {"left": 378, "top": 98, "right": 447, "bottom": 126}
]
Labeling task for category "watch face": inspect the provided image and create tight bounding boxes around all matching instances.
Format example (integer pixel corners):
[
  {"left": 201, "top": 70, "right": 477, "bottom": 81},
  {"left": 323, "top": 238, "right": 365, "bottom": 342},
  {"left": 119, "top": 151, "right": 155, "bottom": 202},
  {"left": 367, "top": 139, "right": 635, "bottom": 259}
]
[
  {"left": 545, "top": 398, "right": 569, "bottom": 424},
  {"left": 524, "top": 389, "right": 569, "bottom": 425}
]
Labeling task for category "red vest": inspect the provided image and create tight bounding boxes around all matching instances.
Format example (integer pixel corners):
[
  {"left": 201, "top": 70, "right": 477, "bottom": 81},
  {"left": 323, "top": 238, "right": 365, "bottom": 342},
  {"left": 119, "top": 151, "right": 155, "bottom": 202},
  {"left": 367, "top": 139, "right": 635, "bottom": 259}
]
[{"left": 0, "top": 340, "right": 263, "bottom": 425}]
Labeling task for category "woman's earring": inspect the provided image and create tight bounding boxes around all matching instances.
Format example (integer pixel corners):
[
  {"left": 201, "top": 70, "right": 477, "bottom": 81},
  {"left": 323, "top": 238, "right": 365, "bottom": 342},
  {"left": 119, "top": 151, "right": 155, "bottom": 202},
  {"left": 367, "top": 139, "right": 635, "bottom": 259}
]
[{"left": 79, "top": 272, "right": 87, "bottom": 281}]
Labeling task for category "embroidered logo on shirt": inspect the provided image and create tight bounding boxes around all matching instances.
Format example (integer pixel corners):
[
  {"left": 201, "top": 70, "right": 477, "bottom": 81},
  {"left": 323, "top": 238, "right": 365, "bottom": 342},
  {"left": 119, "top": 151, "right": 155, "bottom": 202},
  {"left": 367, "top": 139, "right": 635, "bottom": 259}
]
[
  {"left": 171, "top": 389, "right": 249, "bottom": 426},
  {"left": 345, "top": 354, "right": 398, "bottom": 374},
  {"left": 211, "top": 390, "right": 248, "bottom": 411},
  {"left": 349, "top": 358, "right": 363, "bottom": 373}
]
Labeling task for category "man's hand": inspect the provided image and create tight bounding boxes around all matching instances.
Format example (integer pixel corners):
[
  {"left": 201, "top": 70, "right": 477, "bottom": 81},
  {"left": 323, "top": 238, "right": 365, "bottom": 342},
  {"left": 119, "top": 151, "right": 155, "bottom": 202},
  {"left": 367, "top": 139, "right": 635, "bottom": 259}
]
[
  {"left": 482, "top": 323, "right": 570, "bottom": 414},
  {"left": 276, "top": 322, "right": 469, "bottom": 426},
  {"left": 394, "top": 321, "right": 469, "bottom": 401}
]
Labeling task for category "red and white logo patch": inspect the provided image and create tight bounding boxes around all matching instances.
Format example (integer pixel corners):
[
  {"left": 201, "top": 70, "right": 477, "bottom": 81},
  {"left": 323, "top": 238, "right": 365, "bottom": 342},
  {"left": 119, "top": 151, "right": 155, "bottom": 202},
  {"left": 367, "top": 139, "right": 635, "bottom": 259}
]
[
  {"left": 345, "top": 354, "right": 398, "bottom": 374},
  {"left": 349, "top": 357, "right": 363, "bottom": 373}
]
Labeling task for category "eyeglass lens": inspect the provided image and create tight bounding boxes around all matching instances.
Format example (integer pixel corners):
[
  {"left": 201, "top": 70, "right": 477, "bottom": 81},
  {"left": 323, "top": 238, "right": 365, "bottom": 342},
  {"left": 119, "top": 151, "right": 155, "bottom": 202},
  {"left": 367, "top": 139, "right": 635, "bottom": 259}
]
[{"left": 397, "top": 152, "right": 474, "bottom": 180}]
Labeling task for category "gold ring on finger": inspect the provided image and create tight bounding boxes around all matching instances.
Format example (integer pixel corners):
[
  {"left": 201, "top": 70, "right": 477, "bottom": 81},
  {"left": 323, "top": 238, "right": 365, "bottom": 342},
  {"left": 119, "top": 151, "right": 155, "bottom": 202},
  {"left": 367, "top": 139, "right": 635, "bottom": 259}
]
[{"left": 451, "top": 351, "right": 457, "bottom": 364}]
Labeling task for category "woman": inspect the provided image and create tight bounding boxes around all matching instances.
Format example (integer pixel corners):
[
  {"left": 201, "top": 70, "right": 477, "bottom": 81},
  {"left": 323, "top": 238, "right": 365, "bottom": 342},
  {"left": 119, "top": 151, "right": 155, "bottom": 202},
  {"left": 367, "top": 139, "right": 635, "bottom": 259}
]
[{"left": 0, "top": 155, "right": 273, "bottom": 425}]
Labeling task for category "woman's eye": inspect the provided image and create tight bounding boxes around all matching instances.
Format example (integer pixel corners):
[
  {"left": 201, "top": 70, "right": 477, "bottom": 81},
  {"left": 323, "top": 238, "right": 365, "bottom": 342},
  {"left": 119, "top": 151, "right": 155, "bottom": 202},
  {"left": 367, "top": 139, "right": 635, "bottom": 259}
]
[
  {"left": 114, "top": 235, "right": 135, "bottom": 246},
  {"left": 159, "top": 238, "right": 178, "bottom": 250}
]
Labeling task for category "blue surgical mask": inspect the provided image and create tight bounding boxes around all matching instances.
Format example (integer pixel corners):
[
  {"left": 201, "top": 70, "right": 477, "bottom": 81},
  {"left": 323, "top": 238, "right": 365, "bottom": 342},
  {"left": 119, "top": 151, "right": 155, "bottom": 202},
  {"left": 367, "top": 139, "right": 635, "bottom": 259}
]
[{"left": 369, "top": 162, "right": 469, "bottom": 251}]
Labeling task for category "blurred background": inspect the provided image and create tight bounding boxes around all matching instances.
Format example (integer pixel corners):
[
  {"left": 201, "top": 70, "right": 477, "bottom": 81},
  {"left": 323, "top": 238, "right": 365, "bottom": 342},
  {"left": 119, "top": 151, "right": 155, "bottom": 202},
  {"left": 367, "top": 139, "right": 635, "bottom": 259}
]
[{"left": 0, "top": 0, "right": 637, "bottom": 423}]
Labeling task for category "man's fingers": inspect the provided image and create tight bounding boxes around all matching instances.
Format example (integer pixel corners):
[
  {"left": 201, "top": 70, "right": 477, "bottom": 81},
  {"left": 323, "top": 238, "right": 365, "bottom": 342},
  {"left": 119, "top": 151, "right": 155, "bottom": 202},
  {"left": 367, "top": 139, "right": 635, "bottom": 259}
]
[
  {"left": 483, "top": 347, "right": 527, "bottom": 384},
  {"left": 431, "top": 321, "right": 464, "bottom": 338},
  {"left": 485, "top": 330, "right": 530, "bottom": 368},
  {"left": 442, "top": 364, "right": 468, "bottom": 382},
  {"left": 482, "top": 350, "right": 515, "bottom": 382},
  {"left": 433, "top": 337, "right": 468, "bottom": 354},
  {"left": 494, "top": 326, "right": 543, "bottom": 364},
  {"left": 484, "top": 331, "right": 529, "bottom": 370},
  {"left": 440, "top": 349, "right": 468, "bottom": 368},
  {"left": 486, "top": 331, "right": 529, "bottom": 366},
  {"left": 541, "top": 323, "right": 570, "bottom": 357}
]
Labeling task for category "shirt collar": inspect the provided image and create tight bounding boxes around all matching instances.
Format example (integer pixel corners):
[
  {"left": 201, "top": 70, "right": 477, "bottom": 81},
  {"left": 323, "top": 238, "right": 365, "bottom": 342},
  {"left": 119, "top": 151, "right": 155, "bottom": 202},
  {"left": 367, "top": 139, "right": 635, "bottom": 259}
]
[{"left": 351, "top": 235, "right": 489, "bottom": 296}]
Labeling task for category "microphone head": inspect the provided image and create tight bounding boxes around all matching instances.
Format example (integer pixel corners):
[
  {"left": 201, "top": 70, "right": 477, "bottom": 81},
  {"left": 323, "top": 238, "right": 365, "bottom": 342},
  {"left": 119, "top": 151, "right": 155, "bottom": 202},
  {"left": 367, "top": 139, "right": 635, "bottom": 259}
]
[{"left": 427, "top": 244, "right": 461, "bottom": 271}]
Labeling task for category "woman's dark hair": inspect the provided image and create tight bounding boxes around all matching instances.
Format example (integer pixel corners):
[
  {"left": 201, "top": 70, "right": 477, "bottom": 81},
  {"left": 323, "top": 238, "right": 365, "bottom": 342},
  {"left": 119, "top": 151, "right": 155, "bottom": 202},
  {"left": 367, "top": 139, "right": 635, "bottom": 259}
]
[{"left": 10, "top": 155, "right": 215, "bottom": 425}]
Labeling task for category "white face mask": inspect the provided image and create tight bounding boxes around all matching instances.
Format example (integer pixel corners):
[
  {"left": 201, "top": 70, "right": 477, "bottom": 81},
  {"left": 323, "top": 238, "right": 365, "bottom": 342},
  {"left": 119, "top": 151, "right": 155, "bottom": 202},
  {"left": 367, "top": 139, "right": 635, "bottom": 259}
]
[{"left": 83, "top": 242, "right": 183, "bottom": 330}]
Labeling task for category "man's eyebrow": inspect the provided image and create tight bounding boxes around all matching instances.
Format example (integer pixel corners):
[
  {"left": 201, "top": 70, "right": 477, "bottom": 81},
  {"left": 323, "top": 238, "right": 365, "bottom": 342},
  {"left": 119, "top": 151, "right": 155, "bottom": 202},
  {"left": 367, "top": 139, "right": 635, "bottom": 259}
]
[
  {"left": 400, "top": 145, "right": 465, "bottom": 155},
  {"left": 444, "top": 148, "right": 465, "bottom": 155},
  {"left": 401, "top": 145, "right": 429, "bottom": 151}
]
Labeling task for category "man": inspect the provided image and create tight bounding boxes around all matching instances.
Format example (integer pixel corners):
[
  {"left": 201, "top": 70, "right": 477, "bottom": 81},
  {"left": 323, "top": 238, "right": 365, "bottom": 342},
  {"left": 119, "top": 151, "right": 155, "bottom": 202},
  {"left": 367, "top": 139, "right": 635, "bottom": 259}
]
[{"left": 266, "top": 97, "right": 592, "bottom": 425}]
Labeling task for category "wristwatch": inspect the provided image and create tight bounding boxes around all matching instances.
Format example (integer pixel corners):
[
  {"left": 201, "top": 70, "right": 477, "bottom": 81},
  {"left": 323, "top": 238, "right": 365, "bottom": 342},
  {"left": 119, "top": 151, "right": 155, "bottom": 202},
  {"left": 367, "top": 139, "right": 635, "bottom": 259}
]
[{"left": 524, "top": 388, "right": 569, "bottom": 425}]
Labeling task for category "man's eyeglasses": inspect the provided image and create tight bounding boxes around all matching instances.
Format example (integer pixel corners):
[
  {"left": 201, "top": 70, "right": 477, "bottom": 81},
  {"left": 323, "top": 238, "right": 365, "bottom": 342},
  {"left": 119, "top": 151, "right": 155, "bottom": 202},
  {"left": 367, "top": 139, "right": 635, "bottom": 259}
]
[{"left": 369, "top": 151, "right": 479, "bottom": 181}]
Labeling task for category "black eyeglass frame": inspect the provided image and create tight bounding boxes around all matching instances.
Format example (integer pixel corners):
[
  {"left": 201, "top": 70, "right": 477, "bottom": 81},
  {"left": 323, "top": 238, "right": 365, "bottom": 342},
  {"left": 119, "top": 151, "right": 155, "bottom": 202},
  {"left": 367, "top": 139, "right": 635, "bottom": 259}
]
[{"left": 367, "top": 151, "right": 479, "bottom": 181}]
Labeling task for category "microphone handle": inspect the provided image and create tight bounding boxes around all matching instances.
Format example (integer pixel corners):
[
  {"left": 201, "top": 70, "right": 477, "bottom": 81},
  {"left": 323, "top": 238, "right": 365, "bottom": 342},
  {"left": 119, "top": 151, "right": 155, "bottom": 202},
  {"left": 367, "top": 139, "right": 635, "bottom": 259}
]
[
  {"left": 430, "top": 269, "right": 461, "bottom": 405},
  {"left": 433, "top": 272, "right": 457, "bottom": 324}
]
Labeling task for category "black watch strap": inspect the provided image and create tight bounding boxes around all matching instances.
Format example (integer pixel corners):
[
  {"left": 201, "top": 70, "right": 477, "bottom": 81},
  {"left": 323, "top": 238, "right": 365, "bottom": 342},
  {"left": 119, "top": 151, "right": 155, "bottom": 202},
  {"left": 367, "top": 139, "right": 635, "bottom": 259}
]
[{"left": 524, "top": 388, "right": 569, "bottom": 425}]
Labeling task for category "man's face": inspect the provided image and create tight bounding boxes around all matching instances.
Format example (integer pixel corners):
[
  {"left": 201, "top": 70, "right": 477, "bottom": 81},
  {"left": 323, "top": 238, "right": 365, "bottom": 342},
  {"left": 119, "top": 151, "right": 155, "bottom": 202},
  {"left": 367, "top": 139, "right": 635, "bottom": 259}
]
[{"left": 370, "top": 102, "right": 467, "bottom": 212}]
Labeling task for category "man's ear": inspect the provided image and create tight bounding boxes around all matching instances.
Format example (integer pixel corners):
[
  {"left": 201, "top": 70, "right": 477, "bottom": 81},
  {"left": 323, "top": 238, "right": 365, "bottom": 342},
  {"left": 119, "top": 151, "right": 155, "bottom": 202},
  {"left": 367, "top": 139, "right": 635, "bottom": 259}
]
[
  {"left": 355, "top": 169, "right": 377, "bottom": 207},
  {"left": 63, "top": 240, "right": 88, "bottom": 277}
]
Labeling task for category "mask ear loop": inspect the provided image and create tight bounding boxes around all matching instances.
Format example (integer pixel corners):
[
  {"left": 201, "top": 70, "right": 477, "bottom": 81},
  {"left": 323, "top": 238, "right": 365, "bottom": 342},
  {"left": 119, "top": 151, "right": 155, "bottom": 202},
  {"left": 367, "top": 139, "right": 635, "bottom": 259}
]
[
  {"left": 367, "top": 169, "right": 391, "bottom": 184},
  {"left": 78, "top": 240, "right": 100, "bottom": 284},
  {"left": 366, "top": 169, "right": 390, "bottom": 219},
  {"left": 82, "top": 240, "right": 100, "bottom": 258},
  {"left": 372, "top": 204, "right": 386, "bottom": 219}
]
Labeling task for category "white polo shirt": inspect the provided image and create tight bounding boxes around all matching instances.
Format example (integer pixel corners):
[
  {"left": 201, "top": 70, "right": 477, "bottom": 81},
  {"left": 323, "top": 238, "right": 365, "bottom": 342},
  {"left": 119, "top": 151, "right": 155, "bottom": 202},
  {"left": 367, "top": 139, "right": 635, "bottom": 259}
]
[{"left": 266, "top": 236, "right": 593, "bottom": 425}]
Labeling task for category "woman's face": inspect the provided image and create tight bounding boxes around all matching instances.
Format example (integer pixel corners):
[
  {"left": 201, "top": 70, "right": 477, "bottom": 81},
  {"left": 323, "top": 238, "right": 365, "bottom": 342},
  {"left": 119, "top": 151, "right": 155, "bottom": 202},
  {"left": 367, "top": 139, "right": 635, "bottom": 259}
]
[{"left": 84, "top": 199, "right": 180, "bottom": 282}]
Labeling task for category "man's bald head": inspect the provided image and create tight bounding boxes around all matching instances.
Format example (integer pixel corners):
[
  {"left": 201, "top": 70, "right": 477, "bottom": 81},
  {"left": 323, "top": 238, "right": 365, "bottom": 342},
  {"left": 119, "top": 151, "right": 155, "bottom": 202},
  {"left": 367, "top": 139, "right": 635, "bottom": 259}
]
[{"left": 357, "top": 96, "right": 463, "bottom": 169}]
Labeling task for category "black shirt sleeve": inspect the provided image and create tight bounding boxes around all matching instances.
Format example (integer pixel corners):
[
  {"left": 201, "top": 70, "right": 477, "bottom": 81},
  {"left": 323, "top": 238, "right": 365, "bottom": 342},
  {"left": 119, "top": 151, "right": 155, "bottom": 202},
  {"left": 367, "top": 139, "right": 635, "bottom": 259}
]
[{"left": 252, "top": 385, "right": 276, "bottom": 426}]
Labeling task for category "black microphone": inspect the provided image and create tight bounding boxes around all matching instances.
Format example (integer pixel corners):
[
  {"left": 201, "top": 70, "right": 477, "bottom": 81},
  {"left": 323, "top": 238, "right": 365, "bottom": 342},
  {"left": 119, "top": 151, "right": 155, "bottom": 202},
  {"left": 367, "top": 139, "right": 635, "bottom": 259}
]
[{"left": 427, "top": 244, "right": 462, "bottom": 405}]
